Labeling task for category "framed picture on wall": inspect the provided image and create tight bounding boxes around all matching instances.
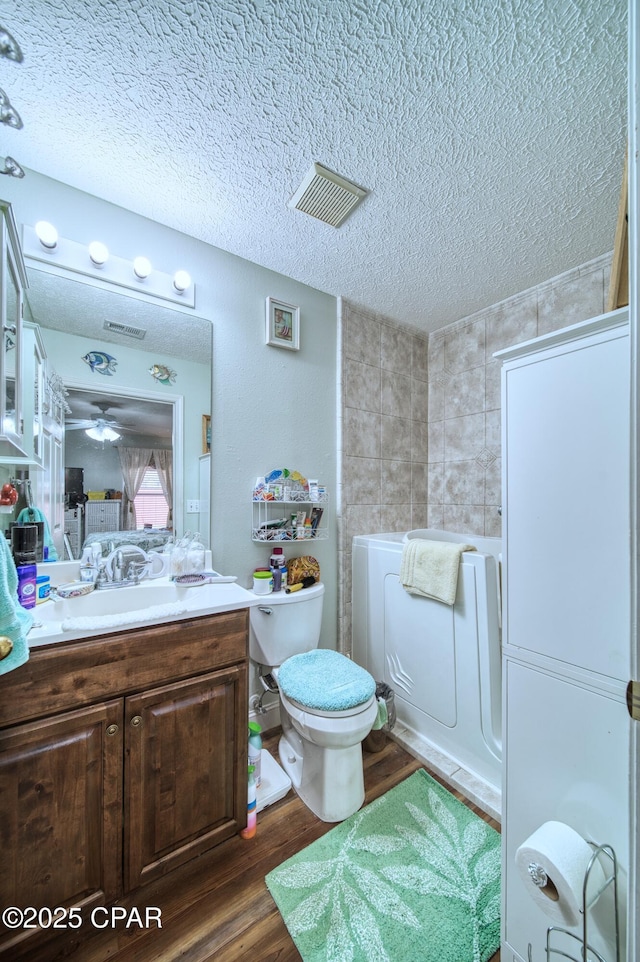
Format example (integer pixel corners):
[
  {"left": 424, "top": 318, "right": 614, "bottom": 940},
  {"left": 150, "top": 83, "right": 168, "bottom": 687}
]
[
  {"left": 202, "top": 415, "right": 211, "bottom": 454},
  {"left": 265, "top": 297, "right": 300, "bottom": 351}
]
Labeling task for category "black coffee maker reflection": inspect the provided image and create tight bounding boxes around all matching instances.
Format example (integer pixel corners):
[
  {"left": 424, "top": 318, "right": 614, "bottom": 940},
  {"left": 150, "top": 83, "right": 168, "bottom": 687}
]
[{"left": 11, "top": 523, "right": 40, "bottom": 565}]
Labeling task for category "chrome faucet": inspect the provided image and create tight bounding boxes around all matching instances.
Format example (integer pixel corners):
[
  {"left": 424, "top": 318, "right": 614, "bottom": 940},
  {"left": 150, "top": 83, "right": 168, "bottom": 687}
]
[{"left": 94, "top": 548, "right": 151, "bottom": 589}]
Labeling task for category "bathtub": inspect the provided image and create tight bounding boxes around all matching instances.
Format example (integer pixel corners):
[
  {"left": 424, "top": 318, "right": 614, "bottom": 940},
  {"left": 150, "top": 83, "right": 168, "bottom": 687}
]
[{"left": 352, "top": 529, "right": 502, "bottom": 811}]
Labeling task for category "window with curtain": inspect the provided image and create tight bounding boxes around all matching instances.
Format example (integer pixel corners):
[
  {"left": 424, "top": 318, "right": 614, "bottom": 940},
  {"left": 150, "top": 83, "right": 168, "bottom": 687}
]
[{"left": 133, "top": 466, "right": 170, "bottom": 528}]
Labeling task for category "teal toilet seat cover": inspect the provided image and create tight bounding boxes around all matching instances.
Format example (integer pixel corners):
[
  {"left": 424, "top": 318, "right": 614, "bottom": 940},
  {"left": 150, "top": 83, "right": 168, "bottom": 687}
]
[{"left": 278, "top": 649, "right": 376, "bottom": 711}]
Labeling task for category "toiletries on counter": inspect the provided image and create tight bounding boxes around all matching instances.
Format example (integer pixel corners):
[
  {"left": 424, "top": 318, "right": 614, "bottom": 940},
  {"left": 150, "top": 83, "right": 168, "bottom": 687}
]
[
  {"left": 16, "top": 564, "right": 37, "bottom": 609},
  {"left": 36, "top": 574, "right": 50, "bottom": 604},
  {"left": 269, "top": 546, "right": 287, "bottom": 591},
  {"left": 253, "top": 569, "right": 273, "bottom": 594}
]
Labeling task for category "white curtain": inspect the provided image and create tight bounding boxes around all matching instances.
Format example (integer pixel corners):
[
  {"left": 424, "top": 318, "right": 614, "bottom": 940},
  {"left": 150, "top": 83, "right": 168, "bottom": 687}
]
[
  {"left": 153, "top": 449, "right": 173, "bottom": 528},
  {"left": 118, "top": 448, "right": 152, "bottom": 530}
]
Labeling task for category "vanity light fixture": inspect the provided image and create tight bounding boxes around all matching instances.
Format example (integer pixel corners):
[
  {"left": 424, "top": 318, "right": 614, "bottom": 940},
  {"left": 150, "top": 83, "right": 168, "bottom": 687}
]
[
  {"left": 88, "top": 240, "right": 109, "bottom": 266},
  {"left": 133, "top": 256, "right": 152, "bottom": 279},
  {"left": 0, "top": 155, "right": 24, "bottom": 178},
  {"left": 0, "top": 87, "right": 22, "bottom": 129},
  {"left": 35, "top": 220, "right": 58, "bottom": 249},
  {"left": 23, "top": 225, "right": 196, "bottom": 308},
  {"left": 0, "top": 25, "right": 23, "bottom": 62},
  {"left": 173, "top": 270, "right": 192, "bottom": 293},
  {"left": 85, "top": 424, "right": 121, "bottom": 443}
]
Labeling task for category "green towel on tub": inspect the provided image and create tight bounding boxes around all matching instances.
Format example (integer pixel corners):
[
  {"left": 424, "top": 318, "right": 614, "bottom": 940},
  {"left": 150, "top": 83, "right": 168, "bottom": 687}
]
[{"left": 0, "top": 536, "right": 33, "bottom": 675}]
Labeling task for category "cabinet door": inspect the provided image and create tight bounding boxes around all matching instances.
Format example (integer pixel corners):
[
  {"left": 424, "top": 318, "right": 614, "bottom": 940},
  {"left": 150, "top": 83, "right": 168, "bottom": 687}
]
[
  {"left": 125, "top": 664, "right": 247, "bottom": 891},
  {"left": 0, "top": 700, "right": 123, "bottom": 952},
  {"left": 502, "top": 661, "right": 628, "bottom": 962},
  {"left": 502, "top": 320, "right": 630, "bottom": 679}
]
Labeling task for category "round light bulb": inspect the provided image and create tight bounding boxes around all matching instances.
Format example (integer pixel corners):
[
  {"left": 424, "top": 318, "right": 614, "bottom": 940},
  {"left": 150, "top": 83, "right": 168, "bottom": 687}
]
[
  {"left": 173, "top": 269, "right": 191, "bottom": 293},
  {"left": 133, "top": 256, "right": 152, "bottom": 279},
  {"left": 35, "top": 220, "right": 58, "bottom": 250},
  {"left": 88, "top": 241, "right": 109, "bottom": 266}
]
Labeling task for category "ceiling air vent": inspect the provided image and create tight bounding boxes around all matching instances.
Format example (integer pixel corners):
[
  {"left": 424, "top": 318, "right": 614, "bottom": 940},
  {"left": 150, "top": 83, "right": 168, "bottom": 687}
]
[
  {"left": 288, "top": 163, "right": 367, "bottom": 227},
  {"left": 103, "top": 320, "right": 146, "bottom": 340}
]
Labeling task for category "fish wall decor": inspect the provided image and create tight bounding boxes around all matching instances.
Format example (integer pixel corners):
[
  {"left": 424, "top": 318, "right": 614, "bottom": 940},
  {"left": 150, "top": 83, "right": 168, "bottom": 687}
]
[
  {"left": 82, "top": 350, "right": 118, "bottom": 376},
  {"left": 148, "top": 363, "right": 177, "bottom": 385}
]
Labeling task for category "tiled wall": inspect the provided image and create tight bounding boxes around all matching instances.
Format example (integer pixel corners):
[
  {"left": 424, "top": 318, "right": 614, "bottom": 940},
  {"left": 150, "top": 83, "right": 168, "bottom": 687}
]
[
  {"left": 339, "top": 251, "right": 613, "bottom": 652},
  {"left": 338, "top": 299, "right": 429, "bottom": 650},
  {"left": 427, "top": 252, "right": 612, "bottom": 537}
]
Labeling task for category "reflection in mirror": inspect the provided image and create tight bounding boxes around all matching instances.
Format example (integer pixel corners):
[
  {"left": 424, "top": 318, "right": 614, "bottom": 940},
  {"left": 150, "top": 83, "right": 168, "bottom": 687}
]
[{"left": 17, "top": 264, "right": 212, "bottom": 560}]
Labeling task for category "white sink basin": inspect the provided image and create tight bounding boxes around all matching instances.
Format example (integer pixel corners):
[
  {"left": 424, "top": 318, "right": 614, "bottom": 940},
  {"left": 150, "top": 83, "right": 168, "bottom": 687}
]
[
  {"left": 29, "top": 576, "right": 260, "bottom": 648},
  {"left": 45, "top": 582, "right": 183, "bottom": 619}
]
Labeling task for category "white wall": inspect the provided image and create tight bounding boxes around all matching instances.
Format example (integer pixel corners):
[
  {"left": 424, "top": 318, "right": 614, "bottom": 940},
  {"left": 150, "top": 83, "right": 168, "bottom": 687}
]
[{"left": 1, "top": 172, "right": 339, "bottom": 663}]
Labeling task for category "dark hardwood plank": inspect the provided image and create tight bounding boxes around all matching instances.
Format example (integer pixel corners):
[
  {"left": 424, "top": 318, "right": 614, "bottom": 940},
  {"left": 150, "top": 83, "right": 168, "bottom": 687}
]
[{"left": 10, "top": 729, "right": 500, "bottom": 962}]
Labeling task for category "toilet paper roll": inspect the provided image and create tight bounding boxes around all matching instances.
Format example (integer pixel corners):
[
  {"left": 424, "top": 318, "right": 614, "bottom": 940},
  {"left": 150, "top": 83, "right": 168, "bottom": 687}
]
[{"left": 515, "top": 821, "right": 605, "bottom": 927}]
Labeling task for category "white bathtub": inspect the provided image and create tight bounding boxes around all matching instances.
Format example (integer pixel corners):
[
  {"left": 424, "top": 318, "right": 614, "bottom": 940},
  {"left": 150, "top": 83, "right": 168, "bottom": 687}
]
[{"left": 352, "top": 529, "right": 502, "bottom": 810}]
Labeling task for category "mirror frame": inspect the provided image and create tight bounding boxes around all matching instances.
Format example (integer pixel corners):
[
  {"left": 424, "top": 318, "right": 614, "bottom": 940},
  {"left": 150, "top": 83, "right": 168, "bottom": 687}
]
[{"left": 23, "top": 254, "right": 211, "bottom": 547}]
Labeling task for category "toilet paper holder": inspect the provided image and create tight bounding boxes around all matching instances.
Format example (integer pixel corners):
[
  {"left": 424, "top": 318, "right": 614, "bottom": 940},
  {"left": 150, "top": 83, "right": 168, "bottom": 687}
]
[{"left": 540, "top": 842, "right": 620, "bottom": 962}]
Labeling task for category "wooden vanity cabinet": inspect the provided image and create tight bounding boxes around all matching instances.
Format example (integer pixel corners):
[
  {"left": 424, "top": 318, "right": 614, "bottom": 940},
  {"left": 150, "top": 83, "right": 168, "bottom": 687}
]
[
  {"left": 0, "top": 609, "right": 248, "bottom": 958},
  {"left": 125, "top": 664, "right": 245, "bottom": 890}
]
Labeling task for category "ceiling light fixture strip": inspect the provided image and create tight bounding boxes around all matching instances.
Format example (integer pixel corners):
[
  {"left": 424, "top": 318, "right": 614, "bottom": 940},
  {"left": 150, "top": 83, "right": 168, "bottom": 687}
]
[
  {"left": 0, "top": 24, "right": 25, "bottom": 178},
  {"left": 23, "top": 224, "right": 195, "bottom": 309}
]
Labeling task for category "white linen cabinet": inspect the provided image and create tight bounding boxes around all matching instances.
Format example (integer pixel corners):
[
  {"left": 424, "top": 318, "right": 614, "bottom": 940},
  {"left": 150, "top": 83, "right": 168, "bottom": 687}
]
[{"left": 498, "top": 308, "right": 631, "bottom": 962}]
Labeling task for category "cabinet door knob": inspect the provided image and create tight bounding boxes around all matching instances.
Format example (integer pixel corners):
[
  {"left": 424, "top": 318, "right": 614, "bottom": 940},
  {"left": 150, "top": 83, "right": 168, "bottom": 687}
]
[
  {"left": 130, "top": 715, "right": 143, "bottom": 728},
  {"left": 106, "top": 724, "right": 119, "bottom": 736}
]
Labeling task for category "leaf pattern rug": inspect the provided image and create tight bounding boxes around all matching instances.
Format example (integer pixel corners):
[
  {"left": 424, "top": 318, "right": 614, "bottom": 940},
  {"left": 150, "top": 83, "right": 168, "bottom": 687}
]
[{"left": 266, "top": 769, "right": 500, "bottom": 962}]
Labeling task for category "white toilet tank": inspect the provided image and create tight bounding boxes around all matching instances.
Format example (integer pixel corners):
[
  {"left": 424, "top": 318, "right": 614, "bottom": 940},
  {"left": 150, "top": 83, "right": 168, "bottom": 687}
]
[{"left": 249, "top": 581, "right": 325, "bottom": 666}]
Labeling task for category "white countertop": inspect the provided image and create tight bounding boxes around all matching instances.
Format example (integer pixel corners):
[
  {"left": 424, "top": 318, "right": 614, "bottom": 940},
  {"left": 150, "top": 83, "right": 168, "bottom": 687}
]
[{"left": 28, "top": 574, "right": 263, "bottom": 648}]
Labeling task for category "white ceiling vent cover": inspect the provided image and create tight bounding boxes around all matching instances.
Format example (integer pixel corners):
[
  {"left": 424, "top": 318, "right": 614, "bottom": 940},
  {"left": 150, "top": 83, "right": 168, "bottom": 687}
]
[
  {"left": 103, "top": 320, "right": 146, "bottom": 340},
  {"left": 288, "top": 163, "right": 367, "bottom": 227}
]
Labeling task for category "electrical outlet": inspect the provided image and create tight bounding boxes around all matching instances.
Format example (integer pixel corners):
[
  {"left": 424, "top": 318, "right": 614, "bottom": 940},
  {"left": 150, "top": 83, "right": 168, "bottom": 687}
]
[{"left": 186, "top": 499, "right": 200, "bottom": 513}]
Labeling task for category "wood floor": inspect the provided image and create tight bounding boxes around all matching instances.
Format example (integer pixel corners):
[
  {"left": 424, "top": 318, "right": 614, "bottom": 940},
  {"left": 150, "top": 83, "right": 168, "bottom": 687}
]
[{"left": 17, "top": 729, "right": 501, "bottom": 962}]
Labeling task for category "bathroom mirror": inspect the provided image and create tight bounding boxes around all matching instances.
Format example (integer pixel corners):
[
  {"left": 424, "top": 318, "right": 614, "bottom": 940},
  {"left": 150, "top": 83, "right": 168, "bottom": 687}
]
[{"left": 22, "top": 263, "right": 213, "bottom": 549}]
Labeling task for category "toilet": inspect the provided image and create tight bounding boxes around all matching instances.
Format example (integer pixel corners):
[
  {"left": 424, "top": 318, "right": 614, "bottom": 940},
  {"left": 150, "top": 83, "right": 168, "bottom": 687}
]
[{"left": 249, "top": 582, "right": 378, "bottom": 822}]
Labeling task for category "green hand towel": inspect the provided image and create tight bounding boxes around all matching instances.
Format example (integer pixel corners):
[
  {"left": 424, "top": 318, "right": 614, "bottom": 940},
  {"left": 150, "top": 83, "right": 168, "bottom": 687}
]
[{"left": 0, "top": 536, "right": 33, "bottom": 676}]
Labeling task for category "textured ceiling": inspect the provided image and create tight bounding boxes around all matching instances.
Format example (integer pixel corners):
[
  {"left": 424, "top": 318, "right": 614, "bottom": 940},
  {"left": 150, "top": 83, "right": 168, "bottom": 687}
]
[{"left": 0, "top": 0, "right": 628, "bottom": 334}]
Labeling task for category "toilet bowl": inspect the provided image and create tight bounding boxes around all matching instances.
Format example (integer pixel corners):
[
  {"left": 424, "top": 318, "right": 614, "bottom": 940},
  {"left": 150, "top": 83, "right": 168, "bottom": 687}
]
[{"left": 249, "top": 583, "right": 377, "bottom": 822}]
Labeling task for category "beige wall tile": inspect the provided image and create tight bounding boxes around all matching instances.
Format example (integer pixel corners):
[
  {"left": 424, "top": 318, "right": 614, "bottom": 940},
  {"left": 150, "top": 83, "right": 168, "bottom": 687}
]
[
  {"left": 411, "top": 378, "right": 428, "bottom": 422},
  {"left": 382, "top": 460, "right": 412, "bottom": 503},
  {"left": 411, "top": 418, "right": 428, "bottom": 462},
  {"left": 381, "top": 503, "right": 413, "bottom": 533},
  {"left": 444, "top": 366, "right": 486, "bottom": 419},
  {"left": 428, "top": 420, "right": 444, "bottom": 462},
  {"left": 444, "top": 460, "right": 485, "bottom": 505},
  {"left": 381, "top": 415, "right": 412, "bottom": 460},
  {"left": 485, "top": 291, "right": 537, "bottom": 356},
  {"left": 444, "top": 503, "right": 485, "bottom": 533},
  {"left": 345, "top": 357, "right": 381, "bottom": 412},
  {"left": 428, "top": 377, "right": 444, "bottom": 421},
  {"left": 381, "top": 324, "right": 414, "bottom": 374},
  {"left": 537, "top": 266, "right": 604, "bottom": 335},
  {"left": 411, "top": 503, "right": 430, "bottom": 529},
  {"left": 345, "top": 407, "right": 380, "bottom": 459},
  {"left": 381, "top": 369, "right": 412, "bottom": 419},
  {"left": 444, "top": 318, "right": 485, "bottom": 374},
  {"left": 345, "top": 456, "right": 381, "bottom": 505},
  {"left": 411, "top": 461, "right": 428, "bottom": 503},
  {"left": 344, "top": 306, "right": 381, "bottom": 365},
  {"left": 444, "top": 412, "right": 485, "bottom": 461},
  {"left": 485, "top": 359, "right": 502, "bottom": 412},
  {"left": 412, "top": 335, "right": 429, "bottom": 380},
  {"left": 428, "top": 462, "right": 444, "bottom": 503}
]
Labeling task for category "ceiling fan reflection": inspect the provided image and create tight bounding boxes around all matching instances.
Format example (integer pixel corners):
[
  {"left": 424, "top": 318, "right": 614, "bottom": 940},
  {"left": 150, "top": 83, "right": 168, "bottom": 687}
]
[{"left": 65, "top": 402, "right": 133, "bottom": 442}]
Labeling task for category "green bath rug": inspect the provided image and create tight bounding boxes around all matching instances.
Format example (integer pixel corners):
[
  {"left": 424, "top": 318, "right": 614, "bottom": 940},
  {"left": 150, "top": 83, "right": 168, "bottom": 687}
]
[{"left": 266, "top": 769, "right": 500, "bottom": 962}]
